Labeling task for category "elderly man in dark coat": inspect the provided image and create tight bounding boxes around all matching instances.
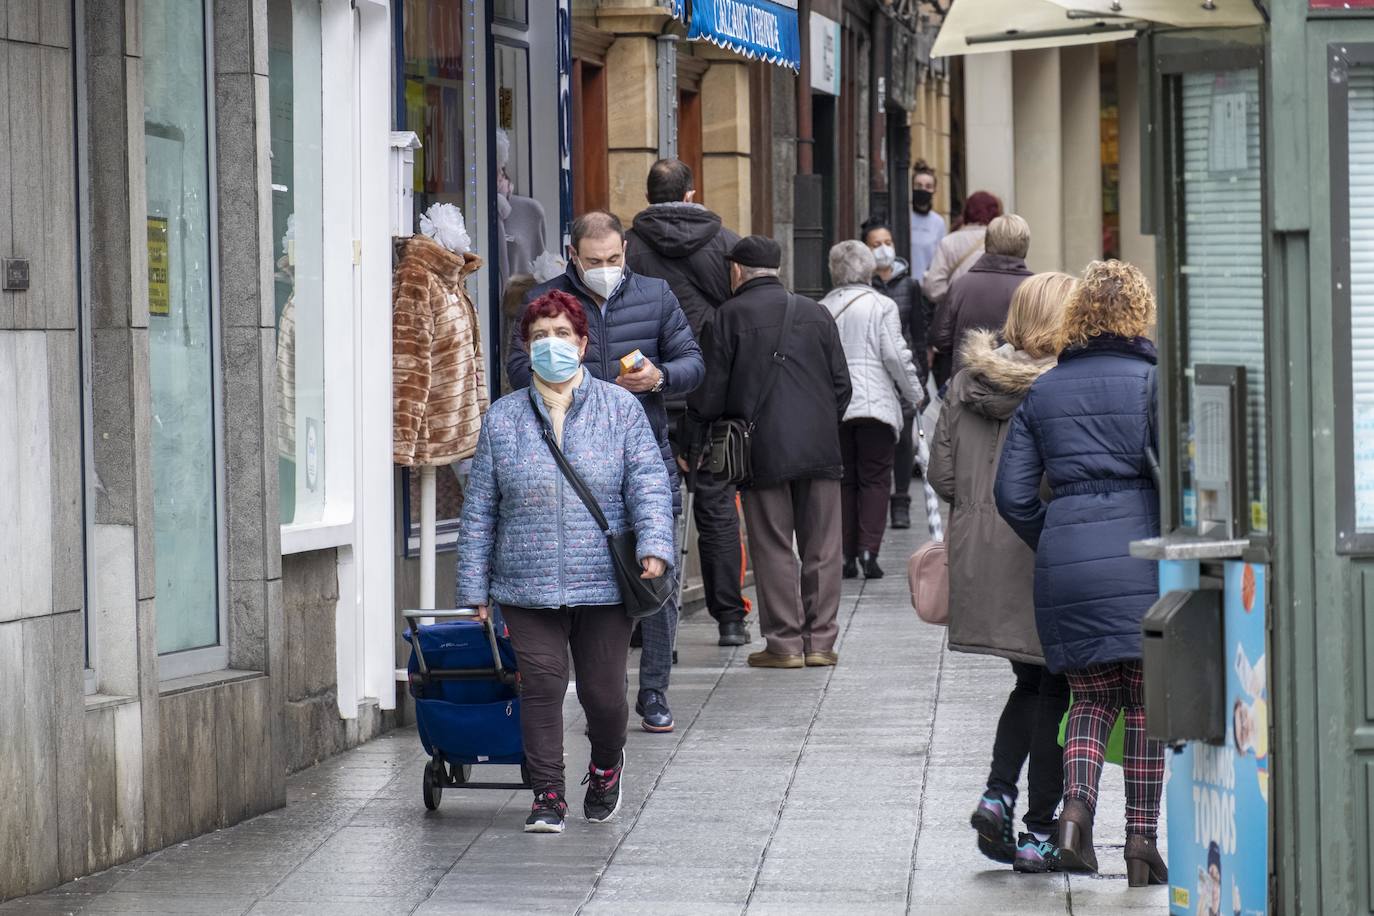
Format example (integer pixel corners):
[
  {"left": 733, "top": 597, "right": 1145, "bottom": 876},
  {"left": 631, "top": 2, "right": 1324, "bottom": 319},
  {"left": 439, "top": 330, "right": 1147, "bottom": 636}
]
[
  {"left": 689, "top": 236, "right": 852, "bottom": 669},
  {"left": 929, "top": 214, "right": 1033, "bottom": 377},
  {"left": 510, "top": 209, "right": 704, "bottom": 736}
]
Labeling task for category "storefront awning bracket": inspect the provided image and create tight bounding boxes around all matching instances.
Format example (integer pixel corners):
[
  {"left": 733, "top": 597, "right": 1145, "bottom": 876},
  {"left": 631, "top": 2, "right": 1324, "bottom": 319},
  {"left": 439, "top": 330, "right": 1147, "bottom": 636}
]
[{"left": 966, "top": 20, "right": 1142, "bottom": 46}]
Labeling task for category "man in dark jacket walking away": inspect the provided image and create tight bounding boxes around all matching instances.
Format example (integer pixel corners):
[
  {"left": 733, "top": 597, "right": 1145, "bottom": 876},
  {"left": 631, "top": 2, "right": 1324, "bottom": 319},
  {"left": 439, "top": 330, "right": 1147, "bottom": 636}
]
[
  {"left": 627, "top": 159, "right": 751, "bottom": 649},
  {"left": 690, "top": 236, "right": 852, "bottom": 669},
  {"left": 862, "top": 218, "right": 929, "bottom": 531},
  {"left": 929, "top": 214, "right": 1033, "bottom": 377},
  {"left": 510, "top": 210, "right": 705, "bottom": 735}
]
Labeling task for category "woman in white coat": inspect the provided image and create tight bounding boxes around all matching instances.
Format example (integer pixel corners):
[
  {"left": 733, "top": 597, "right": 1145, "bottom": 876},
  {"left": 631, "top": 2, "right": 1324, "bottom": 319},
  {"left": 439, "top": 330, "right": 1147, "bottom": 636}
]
[{"left": 821, "top": 240, "right": 924, "bottom": 579}]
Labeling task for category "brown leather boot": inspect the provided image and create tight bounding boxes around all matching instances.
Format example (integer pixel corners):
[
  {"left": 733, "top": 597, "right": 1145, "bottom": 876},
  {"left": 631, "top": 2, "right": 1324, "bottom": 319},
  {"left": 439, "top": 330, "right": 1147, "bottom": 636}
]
[
  {"left": 1124, "top": 833, "right": 1168, "bottom": 887},
  {"left": 1056, "top": 799, "right": 1098, "bottom": 873}
]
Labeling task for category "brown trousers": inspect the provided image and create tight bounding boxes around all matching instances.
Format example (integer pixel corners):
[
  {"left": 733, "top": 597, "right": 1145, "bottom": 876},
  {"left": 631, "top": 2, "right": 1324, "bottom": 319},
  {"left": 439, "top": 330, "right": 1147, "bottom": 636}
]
[
  {"left": 741, "top": 478, "right": 843, "bottom": 657},
  {"left": 501, "top": 604, "right": 633, "bottom": 796}
]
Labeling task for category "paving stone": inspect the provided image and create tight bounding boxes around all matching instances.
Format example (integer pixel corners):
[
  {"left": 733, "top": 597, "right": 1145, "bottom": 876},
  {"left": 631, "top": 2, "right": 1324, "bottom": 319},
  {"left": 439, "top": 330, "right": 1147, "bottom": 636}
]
[{"left": 10, "top": 516, "right": 1177, "bottom": 913}]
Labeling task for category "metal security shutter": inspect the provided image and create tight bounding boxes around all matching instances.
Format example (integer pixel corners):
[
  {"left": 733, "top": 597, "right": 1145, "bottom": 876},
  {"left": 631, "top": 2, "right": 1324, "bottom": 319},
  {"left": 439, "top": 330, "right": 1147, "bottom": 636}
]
[
  {"left": 1347, "top": 69, "right": 1374, "bottom": 532},
  {"left": 1181, "top": 68, "right": 1266, "bottom": 529}
]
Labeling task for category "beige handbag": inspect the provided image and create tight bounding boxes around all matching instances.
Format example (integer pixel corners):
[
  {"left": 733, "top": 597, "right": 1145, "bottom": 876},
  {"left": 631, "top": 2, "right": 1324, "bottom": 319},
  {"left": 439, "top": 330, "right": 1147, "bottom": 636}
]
[{"left": 908, "top": 539, "right": 949, "bottom": 626}]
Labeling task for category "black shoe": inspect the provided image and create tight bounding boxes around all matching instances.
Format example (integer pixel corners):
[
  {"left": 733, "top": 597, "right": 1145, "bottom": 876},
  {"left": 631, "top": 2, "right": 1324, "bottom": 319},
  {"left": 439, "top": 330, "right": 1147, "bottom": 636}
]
[
  {"left": 890, "top": 502, "right": 911, "bottom": 530},
  {"left": 630, "top": 623, "right": 643, "bottom": 649},
  {"left": 524, "top": 790, "right": 567, "bottom": 833},
  {"left": 582, "top": 751, "right": 625, "bottom": 824},
  {"left": 970, "top": 793, "right": 1016, "bottom": 864},
  {"left": 718, "top": 620, "right": 749, "bottom": 646},
  {"left": 843, "top": 557, "right": 859, "bottom": 579},
  {"left": 636, "top": 689, "right": 674, "bottom": 733},
  {"left": 861, "top": 551, "right": 884, "bottom": 579}
]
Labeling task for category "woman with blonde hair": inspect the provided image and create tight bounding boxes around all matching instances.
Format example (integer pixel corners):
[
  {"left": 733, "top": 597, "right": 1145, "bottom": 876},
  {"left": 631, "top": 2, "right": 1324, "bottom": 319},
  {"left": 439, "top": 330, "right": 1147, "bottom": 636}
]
[
  {"left": 995, "top": 260, "right": 1166, "bottom": 886},
  {"left": 929, "top": 272, "right": 1076, "bottom": 874}
]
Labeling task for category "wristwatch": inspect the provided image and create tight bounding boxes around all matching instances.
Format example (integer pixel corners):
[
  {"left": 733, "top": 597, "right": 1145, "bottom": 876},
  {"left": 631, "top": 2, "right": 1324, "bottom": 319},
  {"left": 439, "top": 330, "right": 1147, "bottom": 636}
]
[{"left": 650, "top": 367, "right": 667, "bottom": 393}]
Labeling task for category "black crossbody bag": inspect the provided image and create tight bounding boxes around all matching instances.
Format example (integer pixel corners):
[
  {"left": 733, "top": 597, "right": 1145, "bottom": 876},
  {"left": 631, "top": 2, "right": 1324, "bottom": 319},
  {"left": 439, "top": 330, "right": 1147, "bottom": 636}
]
[
  {"left": 530, "top": 390, "right": 674, "bottom": 620},
  {"left": 708, "top": 293, "right": 798, "bottom": 485}
]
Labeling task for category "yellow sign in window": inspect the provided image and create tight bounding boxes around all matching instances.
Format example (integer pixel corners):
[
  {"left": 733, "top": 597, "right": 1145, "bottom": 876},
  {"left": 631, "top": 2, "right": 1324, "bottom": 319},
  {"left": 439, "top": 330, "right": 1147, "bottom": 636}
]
[{"left": 147, "top": 216, "right": 170, "bottom": 317}]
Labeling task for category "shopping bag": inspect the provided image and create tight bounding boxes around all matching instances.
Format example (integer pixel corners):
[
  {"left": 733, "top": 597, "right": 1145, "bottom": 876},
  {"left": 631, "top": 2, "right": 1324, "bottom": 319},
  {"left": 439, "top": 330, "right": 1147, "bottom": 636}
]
[{"left": 1057, "top": 695, "right": 1127, "bottom": 767}]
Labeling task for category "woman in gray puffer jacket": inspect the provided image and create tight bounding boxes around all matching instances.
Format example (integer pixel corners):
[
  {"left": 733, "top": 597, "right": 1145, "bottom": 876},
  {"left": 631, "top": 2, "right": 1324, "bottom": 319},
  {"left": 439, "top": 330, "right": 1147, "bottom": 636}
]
[
  {"left": 821, "top": 240, "right": 923, "bottom": 580},
  {"left": 456, "top": 290, "right": 674, "bottom": 835},
  {"left": 928, "top": 273, "right": 1075, "bottom": 875}
]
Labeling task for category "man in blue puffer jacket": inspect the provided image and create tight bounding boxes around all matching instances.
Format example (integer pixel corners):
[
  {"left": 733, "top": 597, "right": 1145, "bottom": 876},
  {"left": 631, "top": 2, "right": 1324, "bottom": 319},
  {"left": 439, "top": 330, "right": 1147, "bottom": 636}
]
[{"left": 509, "top": 210, "right": 705, "bottom": 735}]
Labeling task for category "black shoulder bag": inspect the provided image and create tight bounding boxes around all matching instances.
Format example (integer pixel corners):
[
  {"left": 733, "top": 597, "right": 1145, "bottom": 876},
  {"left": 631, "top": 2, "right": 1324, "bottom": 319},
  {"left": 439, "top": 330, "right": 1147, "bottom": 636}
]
[
  {"left": 530, "top": 390, "right": 675, "bottom": 620},
  {"left": 708, "top": 293, "right": 798, "bottom": 486}
]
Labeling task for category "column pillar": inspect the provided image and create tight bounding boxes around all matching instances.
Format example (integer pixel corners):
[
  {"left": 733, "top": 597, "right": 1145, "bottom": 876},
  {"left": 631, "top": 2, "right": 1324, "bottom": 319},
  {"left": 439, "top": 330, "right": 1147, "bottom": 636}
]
[
  {"left": 701, "top": 57, "right": 752, "bottom": 234},
  {"left": 1012, "top": 48, "right": 1063, "bottom": 272},
  {"left": 596, "top": 5, "right": 674, "bottom": 224},
  {"left": 1061, "top": 44, "right": 1103, "bottom": 274},
  {"left": 963, "top": 51, "right": 1015, "bottom": 211}
]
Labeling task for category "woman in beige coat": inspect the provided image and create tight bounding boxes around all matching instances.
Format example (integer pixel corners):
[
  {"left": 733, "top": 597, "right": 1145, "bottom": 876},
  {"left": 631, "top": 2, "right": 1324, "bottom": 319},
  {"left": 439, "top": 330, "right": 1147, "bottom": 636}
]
[{"left": 928, "top": 272, "right": 1075, "bottom": 875}]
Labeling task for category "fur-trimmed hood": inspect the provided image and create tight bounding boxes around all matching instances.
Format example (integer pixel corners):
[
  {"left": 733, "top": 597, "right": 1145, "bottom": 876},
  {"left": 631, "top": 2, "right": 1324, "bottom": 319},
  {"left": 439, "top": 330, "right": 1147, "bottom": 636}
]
[{"left": 955, "top": 329, "right": 1056, "bottom": 421}]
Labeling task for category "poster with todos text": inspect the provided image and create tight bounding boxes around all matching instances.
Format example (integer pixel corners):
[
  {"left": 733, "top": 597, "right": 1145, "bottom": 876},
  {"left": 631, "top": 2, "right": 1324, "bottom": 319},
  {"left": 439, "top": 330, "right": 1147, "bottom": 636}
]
[{"left": 1166, "top": 562, "right": 1268, "bottom": 916}]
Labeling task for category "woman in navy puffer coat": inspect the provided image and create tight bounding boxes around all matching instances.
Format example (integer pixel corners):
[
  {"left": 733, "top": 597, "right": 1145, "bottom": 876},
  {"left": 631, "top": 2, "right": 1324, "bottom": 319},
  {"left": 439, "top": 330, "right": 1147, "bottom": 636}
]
[
  {"left": 457, "top": 290, "right": 674, "bottom": 835},
  {"left": 994, "top": 260, "right": 1166, "bottom": 886}
]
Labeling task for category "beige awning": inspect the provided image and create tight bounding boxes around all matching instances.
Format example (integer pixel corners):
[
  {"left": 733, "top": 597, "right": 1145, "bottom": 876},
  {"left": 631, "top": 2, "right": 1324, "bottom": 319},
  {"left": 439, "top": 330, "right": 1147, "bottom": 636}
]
[
  {"left": 931, "top": 0, "right": 1141, "bottom": 58},
  {"left": 1045, "top": 0, "right": 1263, "bottom": 29},
  {"left": 931, "top": 0, "right": 1263, "bottom": 58}
]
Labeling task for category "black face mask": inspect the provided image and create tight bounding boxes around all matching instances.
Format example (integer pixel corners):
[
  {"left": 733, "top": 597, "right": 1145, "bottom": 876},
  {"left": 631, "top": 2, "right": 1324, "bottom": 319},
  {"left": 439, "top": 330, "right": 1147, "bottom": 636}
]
[{"left": 912, "top": 189, "right": 934, "bottom": 212}]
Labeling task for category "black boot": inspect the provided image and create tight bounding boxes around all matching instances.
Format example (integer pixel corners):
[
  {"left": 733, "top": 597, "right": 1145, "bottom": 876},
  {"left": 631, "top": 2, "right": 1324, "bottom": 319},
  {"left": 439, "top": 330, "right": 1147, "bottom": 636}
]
[
  {"left": 718, "top": 619, "right": 749, "bottom": 647},
  {"left": 1056, "top": 798, "right": 1099, "bottom": 874},
  {"left": 842, "top": 557, "right": 859, "bottom": 579},
  {"left": 1124, "top": 833, "right": 1168, "bottom": 887},
  {"left": 890, "top": 500, "right": 911, "bottom": 530},
  {"left": 861, "top": 551, "right": 884, "bottom": 580}
]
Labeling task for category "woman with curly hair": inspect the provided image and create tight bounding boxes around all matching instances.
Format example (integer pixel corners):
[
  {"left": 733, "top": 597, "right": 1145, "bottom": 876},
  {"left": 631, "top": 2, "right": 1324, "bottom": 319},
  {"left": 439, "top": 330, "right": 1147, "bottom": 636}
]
[{"left": 994, "top": 260, "right": 1166, "bottom": 887}]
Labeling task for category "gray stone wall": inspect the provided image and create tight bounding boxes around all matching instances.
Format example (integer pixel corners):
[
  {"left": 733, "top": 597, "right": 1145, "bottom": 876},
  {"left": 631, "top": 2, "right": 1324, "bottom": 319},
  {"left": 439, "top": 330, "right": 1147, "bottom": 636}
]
[
  {"left": 0, "top": 0, "right": 289, "bottom": 901},
  {"left": 283, "top": 549, "right": 403, "bottom": 772},
  {"left": 0, "top": 0, "right": 90, "bottom": 898}
]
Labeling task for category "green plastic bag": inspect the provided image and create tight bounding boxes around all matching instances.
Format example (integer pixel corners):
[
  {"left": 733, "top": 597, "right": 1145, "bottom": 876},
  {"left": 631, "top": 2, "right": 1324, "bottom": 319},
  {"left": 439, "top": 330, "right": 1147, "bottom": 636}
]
[{"left": 1057, "top": 694, "right": 1127, "bottom": 766}]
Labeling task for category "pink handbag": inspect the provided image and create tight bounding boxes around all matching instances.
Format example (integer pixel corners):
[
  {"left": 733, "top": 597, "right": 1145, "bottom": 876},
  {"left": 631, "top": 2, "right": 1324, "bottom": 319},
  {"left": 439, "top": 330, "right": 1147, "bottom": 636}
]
[{"left": 908, "top": 540, "right": 949, "bottom": 626}]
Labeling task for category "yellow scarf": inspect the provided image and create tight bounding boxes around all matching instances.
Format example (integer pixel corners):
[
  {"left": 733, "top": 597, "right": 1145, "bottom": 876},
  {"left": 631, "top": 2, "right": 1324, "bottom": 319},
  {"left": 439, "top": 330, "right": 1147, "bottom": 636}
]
[{"left": 532, "top": 369, "right": 583, "bottom": 446}]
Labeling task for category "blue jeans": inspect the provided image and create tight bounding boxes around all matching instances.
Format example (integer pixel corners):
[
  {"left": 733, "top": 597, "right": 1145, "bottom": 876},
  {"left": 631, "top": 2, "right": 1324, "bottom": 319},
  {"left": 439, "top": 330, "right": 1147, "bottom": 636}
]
[{"left": 638, "top": 512, "right": 681, "bottom": 694}]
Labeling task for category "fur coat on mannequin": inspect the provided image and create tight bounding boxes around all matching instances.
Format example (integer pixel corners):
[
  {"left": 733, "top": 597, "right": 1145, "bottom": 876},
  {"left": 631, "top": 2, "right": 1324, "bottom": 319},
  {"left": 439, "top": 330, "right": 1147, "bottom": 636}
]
[{"left": 392, "top": 233, "right": 489, "bottom": 466}]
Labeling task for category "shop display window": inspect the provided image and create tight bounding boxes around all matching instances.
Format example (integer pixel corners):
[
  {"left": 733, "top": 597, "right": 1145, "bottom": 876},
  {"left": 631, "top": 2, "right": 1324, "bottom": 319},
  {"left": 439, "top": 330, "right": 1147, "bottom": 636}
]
[
  {"left": 268, "top": 0, "right": 326, "bottom": 527},
  {"left": 1175, "top": 67, "right": 1268, "bottom": 534},
  {"left": 1329, "top": 47, "right": 1374, "bottom": 551},
  {"left": 143, "top": 0, "right": 224, "bottom": 664},
  {"left": 396, "top": 0, "right": 483, "bottom": 553}
]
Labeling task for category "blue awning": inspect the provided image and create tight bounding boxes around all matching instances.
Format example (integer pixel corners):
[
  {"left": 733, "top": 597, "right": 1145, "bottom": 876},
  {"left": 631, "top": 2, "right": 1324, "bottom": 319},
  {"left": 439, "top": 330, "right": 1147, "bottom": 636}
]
[{"left": 671, "top": 0, "right": 801, "bottom": 72}]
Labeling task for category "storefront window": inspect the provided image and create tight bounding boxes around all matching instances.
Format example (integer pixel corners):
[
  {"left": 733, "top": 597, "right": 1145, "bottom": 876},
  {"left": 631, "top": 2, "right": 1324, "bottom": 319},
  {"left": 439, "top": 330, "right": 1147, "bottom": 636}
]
[
  {"left": 397, "top": 0, "right": 482, "bottom": 551},
  {"left": 1178, "top": 68, "right": 1267, "bottom": 533},
  {"left": 1345, "top": 69, "right": 1374, "bottom": 535},
  {"left": 143, "top": 0, "right": 221, "bottom": 655},
  {"left": 399, "top": 0, "right": 475, "bottom": 232},
  {"left": 268, "top": 0, "right": 326, "bottom": 526}
]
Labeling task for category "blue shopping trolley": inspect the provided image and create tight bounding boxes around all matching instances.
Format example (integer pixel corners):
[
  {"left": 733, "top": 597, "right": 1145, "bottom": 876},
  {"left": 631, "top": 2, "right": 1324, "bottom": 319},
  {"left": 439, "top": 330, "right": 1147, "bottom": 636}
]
[{"left": 402, "top": 607, "right": 531, "bottom": 810}]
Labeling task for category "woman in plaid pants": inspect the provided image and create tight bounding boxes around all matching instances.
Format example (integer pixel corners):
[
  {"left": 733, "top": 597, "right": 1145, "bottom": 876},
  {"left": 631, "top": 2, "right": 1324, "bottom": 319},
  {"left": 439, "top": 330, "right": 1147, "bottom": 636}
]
[{"left": 994, "top": 260, "right": 1167, "bottom": 887}]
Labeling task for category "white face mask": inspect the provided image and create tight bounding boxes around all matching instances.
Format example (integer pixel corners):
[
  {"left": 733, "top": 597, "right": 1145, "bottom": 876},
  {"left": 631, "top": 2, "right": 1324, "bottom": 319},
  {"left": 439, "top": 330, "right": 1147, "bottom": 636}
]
[
  {"left": 872, "top": 244, "right": 896, "bottom": 270},
  {"left": 580, "top": 265, "right": 622, "bottom": 299}
]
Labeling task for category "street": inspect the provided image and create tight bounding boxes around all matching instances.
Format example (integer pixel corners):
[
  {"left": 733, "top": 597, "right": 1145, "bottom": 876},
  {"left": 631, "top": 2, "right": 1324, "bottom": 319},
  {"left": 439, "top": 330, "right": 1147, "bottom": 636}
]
[{"left": 5, "top": 525, "right": 1167, "bottom": 916}]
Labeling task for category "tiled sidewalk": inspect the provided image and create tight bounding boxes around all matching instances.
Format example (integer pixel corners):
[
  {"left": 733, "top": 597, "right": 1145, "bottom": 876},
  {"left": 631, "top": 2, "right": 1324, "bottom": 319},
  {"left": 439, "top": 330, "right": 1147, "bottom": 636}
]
[{"left": 6, "top": 523, "right": 1167, "bottom": 915}]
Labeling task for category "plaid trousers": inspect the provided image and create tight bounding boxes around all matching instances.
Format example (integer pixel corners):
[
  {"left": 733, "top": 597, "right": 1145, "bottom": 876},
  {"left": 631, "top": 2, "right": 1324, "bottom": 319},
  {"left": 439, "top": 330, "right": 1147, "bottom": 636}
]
[{"left": 1063, "top": 660, "right": 1165, "bottom": 836}]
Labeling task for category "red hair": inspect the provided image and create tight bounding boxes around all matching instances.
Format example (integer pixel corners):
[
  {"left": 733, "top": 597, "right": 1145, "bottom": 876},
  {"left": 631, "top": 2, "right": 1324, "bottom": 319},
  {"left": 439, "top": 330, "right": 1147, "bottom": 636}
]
[
  {"left": 521, "top": 289, "right": 589, "bottom": 341},
  {"left": 961, "top": 191, "right": 1003, "bottom": 226}
]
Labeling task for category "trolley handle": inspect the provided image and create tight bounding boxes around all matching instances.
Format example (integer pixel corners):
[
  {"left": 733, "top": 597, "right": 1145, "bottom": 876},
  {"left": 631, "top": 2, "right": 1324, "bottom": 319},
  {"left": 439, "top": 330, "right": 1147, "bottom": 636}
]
[{"left": 403, "top": 607, "right": 511, "bottom": 686}]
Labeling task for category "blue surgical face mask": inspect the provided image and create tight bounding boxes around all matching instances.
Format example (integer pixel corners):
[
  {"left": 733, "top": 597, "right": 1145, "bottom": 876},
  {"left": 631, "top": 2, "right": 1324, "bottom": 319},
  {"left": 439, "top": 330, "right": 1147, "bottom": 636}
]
[{"left": 530, "top": 337, "right": 582, "bottom": 383}]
